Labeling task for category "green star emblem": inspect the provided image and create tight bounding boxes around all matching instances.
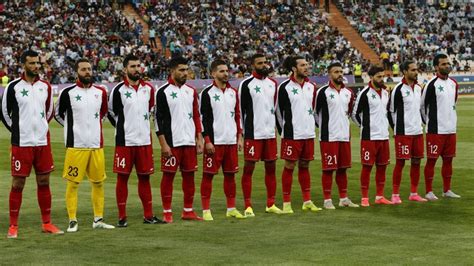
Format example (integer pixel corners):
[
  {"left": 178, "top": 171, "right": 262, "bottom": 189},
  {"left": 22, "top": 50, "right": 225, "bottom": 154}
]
[
  {"left": 188, "top": 112, "right": 192, "bottom": 119},
  {"left": 307, "top": 108, "right": 313, "bottom": 115},
  {"left": 213, "top": 94, "right": 220, "bottom": 101},
  {"left": 437, "top": 86, "right": 444, "bottom": 92},
  {"left": 452, "top": 105, "right": 456, "bottom": 110},
  {"left": 405, "top": 90, "right": 410, "bottom": 96},
  {"left": 291, "top": 88, "right": 299, "bottom": 95},
  {"left": 254, "top": 86, "right": 262, "bottom": 93},
  {"left": 20, "top": 89, "right": 29, "bottom": 97},
  {"left": 144, "top": 113, "right": 149, "bottom": 120},
  {"left": 230, "top": 111, "right": 235, "bottom": 117},
  {"left": 40, "top": 111, "right": 45, "bottom": 118},
  {"left": 329, "top": 93, "right": 335, "bottom": 99},
  {"left": 124, "top": 91, "right": 132, "bottom": 98},
  {"left": 95, "top": 112, "right": 99, "bottom": 119},
  {"left": 75, "top": 94, "right": 82, "bottom": 101},
  {"left": 170, "top": 92, "right": 178, "bottom": 99},
  {"left": 371, "top": 94, "right": 377, "bottom": 99}
]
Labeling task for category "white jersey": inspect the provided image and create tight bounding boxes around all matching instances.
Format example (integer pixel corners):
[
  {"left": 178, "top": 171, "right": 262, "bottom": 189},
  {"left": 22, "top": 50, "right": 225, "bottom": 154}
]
[
  {"left": 351, "top": 83, "right": 390, "bottom": 140},
  {"left": 200, "top": 82, "right": 242, "bottom": 145},
  {"left": 55, "top": 82, "right": 108, "bottom": 148},
  {"left": 421, "top": 75, "right": 458, "bottom": 134},
  {"left": 154, "top": 78, "right": 202, "bottom": 147},
  {"left": 238, "top": 73, "right": 277, "bottom": 140},
  {"left": 108, "top": 79, "right": 155, "bottom": 146},
  {"left": 315, "top": 81, "right": 354, "bottom": 142},
  {"left": 1, "top": 75, "right": 53, "bottom": 147},
  {"left": 388, "top": 79, "right": 423, "bottom": 136},
  {"left": 276, "top": 76, "right": 317, "bottom": 140}
]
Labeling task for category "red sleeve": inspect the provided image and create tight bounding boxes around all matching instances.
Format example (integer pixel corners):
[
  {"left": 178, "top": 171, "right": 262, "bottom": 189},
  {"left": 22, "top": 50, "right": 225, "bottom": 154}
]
[
  {"left": 233, "top": 88, "right": 242, "bottom": 134},
  {"left": 451, "top": 78, "right": 459, "bottom": 102},
  {"left": 99, "top": 86, "right": 108, "bottom": 118},
  {"left": 192, "top": 89, "right": 202, "bottom": 134},
  {"left": 146, "top": 82, "right": 155, "bottom": 111},
  {"left": 347, "top": 87, "right": 355, "bottom": 115}
]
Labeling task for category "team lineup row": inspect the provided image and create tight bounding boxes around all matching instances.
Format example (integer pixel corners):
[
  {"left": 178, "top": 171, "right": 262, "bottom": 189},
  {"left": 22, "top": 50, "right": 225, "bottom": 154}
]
[{"left": 1, "top": 51, "right": 460, "bottom": 239}]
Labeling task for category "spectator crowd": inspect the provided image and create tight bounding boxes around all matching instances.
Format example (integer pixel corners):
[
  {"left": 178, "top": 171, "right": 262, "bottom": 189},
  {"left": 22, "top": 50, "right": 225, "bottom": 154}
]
[
  {"left": 339, "top": 0, "right": 472, "bottom": 73},
  {"left": 0, "top": 0, "right": 472, "bottom": 85}
]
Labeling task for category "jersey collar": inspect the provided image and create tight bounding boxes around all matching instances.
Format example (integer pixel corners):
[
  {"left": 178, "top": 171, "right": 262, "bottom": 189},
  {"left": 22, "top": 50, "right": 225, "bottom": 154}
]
[
  {"left": 252, "top": 71, "right": 266, "bottom": 80},
  {"left": 76, "top": 80, "right": 92, "bottom": 88},
  {"left": 124, "top": 77, "right": 145, "bottom": 88},
  {"left": 290, "top": 74, "right": 308, "bottom": 87},
  {"left": 21, "top": 72, "right": 40, "bottom": 83}
]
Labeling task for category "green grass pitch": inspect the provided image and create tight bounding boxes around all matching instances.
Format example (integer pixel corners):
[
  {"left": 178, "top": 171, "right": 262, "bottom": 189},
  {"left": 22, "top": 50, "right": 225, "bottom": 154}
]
[{"left": 0, "top": 97, "right": 473, "bottom": 264}]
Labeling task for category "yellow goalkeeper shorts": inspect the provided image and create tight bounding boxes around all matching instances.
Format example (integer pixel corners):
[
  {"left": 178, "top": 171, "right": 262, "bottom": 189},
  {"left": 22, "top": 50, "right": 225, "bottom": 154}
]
[{"left": 62, "top": 148, "right": 106, "bottom": 183}]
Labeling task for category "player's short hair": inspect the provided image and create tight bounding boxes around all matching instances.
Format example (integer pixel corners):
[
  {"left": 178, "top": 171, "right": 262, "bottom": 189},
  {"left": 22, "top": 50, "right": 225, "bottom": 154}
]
[
  {"left": 283, "top": 55, "right": 305, "bottom": 72},
  {"left": 20, "top": 50, "right": 39, "bottom": 64},
  {"left": 433, "top": 53, "right": 448, "bottom": 67},
  {"left": 75, "top": 58, "right": 91, "bottom": 71},
  {"left": 210, "top": 59, "right": 227, "bottom": 72},
  {"left": 169, "top": 56, "right": 188, "bottom": 70},
  {"left": 368, "top": 65, "right": 385, "bottom": 77},
  {"left": 250, "top": 53, "right": 265, "bottom": 65},
  {"left": 123, "top": 54, "right": 140, "bottom": 67},
  {"left": 327, "top": 62, "right": 343, "bottom": 72},
  {"left": 400, "top": 60, "right": 415, "bottom": 73}
]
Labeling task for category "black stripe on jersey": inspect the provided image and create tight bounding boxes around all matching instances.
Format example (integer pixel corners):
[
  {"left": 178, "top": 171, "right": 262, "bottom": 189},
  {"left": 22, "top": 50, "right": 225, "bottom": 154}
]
[
  {"left": 316, "top": 86, "right": 330, "bottom": 141},
  {"left": 358, "top": 89, "right": 371, "bottom": 140},
  {"left": 2, "top": 79, "right": 21, "bottom": 144},
  {"left": 393, "top": 84, "right": 405, "bottom": 135},
  {"left": 155, "top": 84, "right": 173, "bottom": 147},
  {"left": 425, "top": 77, "right": 438, "bottom": 134},
  {"left": 107, "top": 82, "right": 124, "bottom": 127},
  {"left": 112, "top": 82, "right": 126, "bottom": 146},
  {"left": 278, "top": 80, "right": 293, "bottom": 139},
  {"left": 200, "top": 85, "right": 215, "bottom": 143},
  {"left": 240, "top": 77, "right": 255, "bottom": 139},
  {"left": 58, "top": 85, "right": 76, "bottom": 147}
]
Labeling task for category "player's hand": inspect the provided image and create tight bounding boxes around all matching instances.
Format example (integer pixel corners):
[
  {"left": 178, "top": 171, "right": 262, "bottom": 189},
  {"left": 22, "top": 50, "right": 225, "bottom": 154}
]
[
  {"left": 205, "top": 142, "right": 215, "bottom": 155},
  {"left": 197, "top": 141, "right": 204, "bottom": 155},
  {"left": 161, "top": 143, "right": 172, "bottom": 158},
  {"left": 238, "top": 135, "right": 243, "bottom": 151}
]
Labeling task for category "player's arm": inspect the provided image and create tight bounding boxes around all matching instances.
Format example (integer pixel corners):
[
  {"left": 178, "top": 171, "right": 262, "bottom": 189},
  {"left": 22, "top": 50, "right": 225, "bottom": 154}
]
[
  {"left": 387, "top": 87, "right": 398, "bottom": 130},
  {"left": 148, "top": 84, "right": 156, "bottom": 113},
  {"left": 107, "top": 85, "right": 119, "bottom": 127},
  {"left": 45, "top": 82, "right": 54, "bottom": 122},
  {"left": 200, "top": 89, "right": 215, "bottom": 155},
  {"left": 100, "top": 86, "right": 108, "bottom": 120},
  {"left": 234, "top": 88, "right": 243, "bottom": 151},
  {"left": 275, "top": 84, "right": 287, "bottom": 136},
  {"left": 154, "top": 88, "right": 172, "bottom": 158},
  {"left": 192, "top": 89, "right": 204, "bottom": 154},
  {"left": 314, "top": 88, "right": 323, "bottom": 128},
  {"left": 54, "top": 88, "right": 69, "bottom": 127},
  {"left": 0, "top": 82, "right": 15, "bottom": 131},
  {"left": 351, "top": 89, "right": 366, "bottom": 127},
  {"left": 238, "top": 81, "right": 246, "bottom": 137}
]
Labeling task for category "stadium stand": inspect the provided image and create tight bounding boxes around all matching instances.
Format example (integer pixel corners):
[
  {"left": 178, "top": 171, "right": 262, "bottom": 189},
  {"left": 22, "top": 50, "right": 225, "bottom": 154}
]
[
  {"left": 0, "top": 1, "right": 471, "bottom": 84},
  {"left": 337, "top": 0, "right": 473, "bottom": 73}
]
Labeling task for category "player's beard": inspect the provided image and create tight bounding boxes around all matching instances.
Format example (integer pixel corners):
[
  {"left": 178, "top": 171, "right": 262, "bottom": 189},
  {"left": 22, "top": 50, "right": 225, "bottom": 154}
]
[
  {"left": 373, "top": 80, "right": 384, "bottom": 88},
  {"left": 255, "top": 67, "right": 269, "bottom": 77},
  {"left": 333, "top": 76, "right": 344, "bottom": 85},
  {"left": 127, "top": 71, "right": 141, "bottom": 82},
  {"left": 25, "top": 68, "right": 39, "bottom": 79},
  {"left": 439, "top": 67, "right": 451, "bottom": 76},
  {"left": 78, "top": 74, "right": 93, "bottom": 85}
]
